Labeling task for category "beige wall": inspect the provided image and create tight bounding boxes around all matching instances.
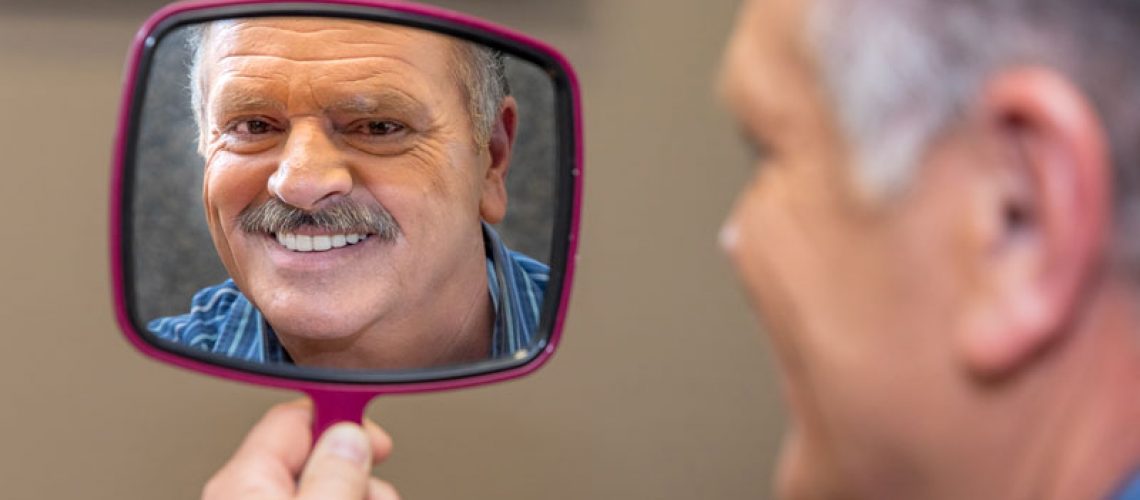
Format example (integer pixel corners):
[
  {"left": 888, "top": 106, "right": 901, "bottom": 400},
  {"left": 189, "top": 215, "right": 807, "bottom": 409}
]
[{"left": 0, "top": 0, "right": 784, "bottom": 498}]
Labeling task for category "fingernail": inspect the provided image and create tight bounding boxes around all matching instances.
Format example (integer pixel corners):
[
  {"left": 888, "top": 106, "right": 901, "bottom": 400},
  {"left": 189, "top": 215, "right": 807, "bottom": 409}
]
[{"left": 318, "top": 423, "right": 369, "bottom": 466}]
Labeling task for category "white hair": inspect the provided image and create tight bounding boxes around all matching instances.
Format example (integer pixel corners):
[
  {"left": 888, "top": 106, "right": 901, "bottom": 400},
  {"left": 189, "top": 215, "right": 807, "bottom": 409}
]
[
  {"left": 807, "top": 0, "right": 1140, "bottom": 211},
  {"left": 185, "top": 20, "right": 509, "bottom": 151}
]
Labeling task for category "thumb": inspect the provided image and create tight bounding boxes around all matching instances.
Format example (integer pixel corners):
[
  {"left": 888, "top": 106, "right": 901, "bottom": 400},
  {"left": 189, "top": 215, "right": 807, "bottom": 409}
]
[{"left": 296, "top": 423, "right": 373, "bottom": 500}]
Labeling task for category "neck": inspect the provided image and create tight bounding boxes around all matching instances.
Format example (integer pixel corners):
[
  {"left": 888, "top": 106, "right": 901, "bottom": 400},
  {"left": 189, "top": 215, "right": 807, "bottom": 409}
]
[{"left": 984, "top": 282, "right": 1140, "bottom": 500}]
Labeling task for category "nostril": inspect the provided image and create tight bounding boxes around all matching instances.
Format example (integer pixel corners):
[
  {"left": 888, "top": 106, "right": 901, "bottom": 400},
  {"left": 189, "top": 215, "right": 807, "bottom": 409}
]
[{"left": 267, "top": 164, "right": 353, "bottom": 212}]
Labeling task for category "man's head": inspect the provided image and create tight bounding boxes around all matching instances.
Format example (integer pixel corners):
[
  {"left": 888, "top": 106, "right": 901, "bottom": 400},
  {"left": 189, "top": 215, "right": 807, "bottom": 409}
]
[
  {"left": 189, "top": 17, "right": 518, "bottom": 369},
  {"left": 719, "top": 0, "right": 1140, "bottom": 498}
]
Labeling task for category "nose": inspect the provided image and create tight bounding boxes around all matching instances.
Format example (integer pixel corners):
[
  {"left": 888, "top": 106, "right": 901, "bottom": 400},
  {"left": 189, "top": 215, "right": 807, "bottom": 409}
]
[
  {"left": 268, "top": 120, "right": 352, "bottom": 210},
  {"left": 719, "top": 212, "right": 742, "bottom": 256}
]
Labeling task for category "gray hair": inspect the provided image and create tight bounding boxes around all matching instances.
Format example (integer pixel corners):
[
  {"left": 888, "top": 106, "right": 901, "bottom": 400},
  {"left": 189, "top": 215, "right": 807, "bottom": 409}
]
[
  {"left": 807, "top": 0, "right": 1140, "bottom": 217},
  {"left": 452, "top": 37, "right": 511, "bottom": 146},
  {"left": 186, "top": 20, "right": 509, "bottom": 151}
]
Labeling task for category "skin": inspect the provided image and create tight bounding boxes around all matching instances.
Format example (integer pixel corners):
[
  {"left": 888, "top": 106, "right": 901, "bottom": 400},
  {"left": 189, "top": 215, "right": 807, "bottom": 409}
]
[
  {"left": 203, "top": 399, "right": 400, "bottom": 500},
  {"left": 197, "top": 18, "right": 517, "bottom": 369},
  {"left": 718, "top": 0, "right": 1140, "bottom": 498}
]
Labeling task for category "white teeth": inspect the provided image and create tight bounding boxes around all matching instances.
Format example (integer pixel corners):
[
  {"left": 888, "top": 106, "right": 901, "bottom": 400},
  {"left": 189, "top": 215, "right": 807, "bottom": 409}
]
[
  {"left": 312, "top": 235, "right": 331, "bottom": 251},
  {"left": 295, "top": 235, "right": 313, "bottom": 251},
  {"left": 275, "top": 232, "right": 368, "bottom": 252}
]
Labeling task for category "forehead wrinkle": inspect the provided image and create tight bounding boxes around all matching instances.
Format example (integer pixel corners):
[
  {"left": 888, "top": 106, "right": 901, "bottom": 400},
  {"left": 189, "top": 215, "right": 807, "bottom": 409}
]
[
  {"left": 231, "top": 73, "right": 278, "bottom": 81},
  {"left": 311, "top": 61, "right": 455, "bottom": 116},
  {"left": 253, "top": 26, "right": 354, "bottom": 34},
  {"left": 215, "top": 53, "right": 414, "bottom": 64},
  {"left": 334, "top": 73, "right": 386, "bottom": 85},
  {"left": 227, "top": 20, "right": 417, "bottom": 38},
  {"left": 338, "top": 38, "right": 418, "bottom": 47},
  {"left": 213, "top": 22, "right": 428, "bottom": 60},
  {"left": 204, "top": 24, "right": 453, "bottom": 90},
  {"left": 307, "top": 53, "right": 431, "bottom": 80}
]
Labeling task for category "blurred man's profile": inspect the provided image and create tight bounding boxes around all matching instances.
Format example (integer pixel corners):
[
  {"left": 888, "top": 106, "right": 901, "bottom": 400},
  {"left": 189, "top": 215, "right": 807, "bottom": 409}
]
[{"left": 718, "top": 0, "right": 1140, "bottom": 498}]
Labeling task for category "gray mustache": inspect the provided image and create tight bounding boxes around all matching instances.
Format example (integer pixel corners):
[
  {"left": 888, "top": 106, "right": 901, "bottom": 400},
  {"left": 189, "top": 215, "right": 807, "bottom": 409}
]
[{"left": 238, "top": 197, "right": 400, "bottom": 242}]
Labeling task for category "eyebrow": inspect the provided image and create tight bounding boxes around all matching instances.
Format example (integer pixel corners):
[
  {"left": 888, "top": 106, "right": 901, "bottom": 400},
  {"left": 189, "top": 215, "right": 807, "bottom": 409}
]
[
  {"left": 208, "top": 86, "right": 285, "bottom": 121},
  {"left": 327, "top": 89, "right": 426, "bottom": 117},
  {"left": 210, "top": 85, "right": 427, "bottom": 119}
]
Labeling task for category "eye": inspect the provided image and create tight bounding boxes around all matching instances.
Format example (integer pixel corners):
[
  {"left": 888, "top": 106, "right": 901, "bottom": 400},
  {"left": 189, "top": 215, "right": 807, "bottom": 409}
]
[
  {"left": 240, "top": 120, "right": 270, "bottom": 134},
  {"left": 217, "top": 117, "right": 284, "bottom": 153},
  {"left": 228, "top": 119, "right": 279, "bottom": 136},
  {"left": 739, "top": 129, "right": 774, "bottom": 168},
  {"left": 361, "top": 120, "right": 406, "bottom": 136},
  {"left": 342, "top": 118, "right": 413, "bottom": 155}
]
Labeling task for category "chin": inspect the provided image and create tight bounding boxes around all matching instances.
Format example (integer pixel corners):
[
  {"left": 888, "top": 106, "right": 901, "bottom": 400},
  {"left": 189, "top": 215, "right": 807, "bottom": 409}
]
[
  {"left": 774, "top": 435, "right": 812, "bottom": 500},
  {"left": 774, "top": 430, "right": 850, "bottom": 500},
  {"left": 261, "top": 303, "right": 373, "bottom": 341}
]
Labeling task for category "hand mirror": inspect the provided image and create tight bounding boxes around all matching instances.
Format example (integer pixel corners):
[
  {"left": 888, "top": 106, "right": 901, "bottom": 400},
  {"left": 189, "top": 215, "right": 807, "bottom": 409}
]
[{"left": 110, "top": 0, "right": 582, "bottom": 437}]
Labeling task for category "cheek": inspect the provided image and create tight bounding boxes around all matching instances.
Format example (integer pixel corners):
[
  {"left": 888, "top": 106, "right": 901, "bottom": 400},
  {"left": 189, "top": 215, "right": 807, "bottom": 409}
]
[
  {"left": 724, "top": 173, "right": 826, "bottom": 400},
  {"left": 355, "top": 149, "right": 481, "bottom": 234},
  {"left": 731, "top": 172, "right": 878, "bottom": 382},
  {"left": 203, "top": 156, "right": 274, "bottom": 232},
  {"left": 725, "top": 172, "right": 813, "bottom": 334},
  {"left": 732, "top": 166, "right": 969, "bottom": 487},
  {"left": 725, "top": 167, "right": 885, "bottom": 409},
  {"left": 725, "top": 177, "right": 869, "bottom": 491},
  {"left": 202, "top": 156, "right": 275, "bottom": 281},
  {"left": 202, "top": 154, "right": 269, "bottom": 212}
]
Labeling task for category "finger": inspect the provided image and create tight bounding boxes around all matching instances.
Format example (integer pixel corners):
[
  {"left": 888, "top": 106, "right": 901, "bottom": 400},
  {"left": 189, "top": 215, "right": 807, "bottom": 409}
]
[
  {"left": 231, "top": 399, "right": 314, "bottom": 475},
  {"left": 296, "top": 422, "right": 373, "bottom": 500},
  {"left": 203, "top": 399, "right": 313, "bottom": 498},
  {"left": 367, "top": 478, "right": 401, "bottom": 500},
  {"left": 362, "top": 418, "right": 393, "bottom": 463}
]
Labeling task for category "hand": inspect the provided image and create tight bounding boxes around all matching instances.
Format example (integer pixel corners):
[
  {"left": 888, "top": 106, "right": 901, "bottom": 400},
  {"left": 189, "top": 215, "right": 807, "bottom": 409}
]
[{"left": 203, "top": 399, "right": 399, "bottom": 500}]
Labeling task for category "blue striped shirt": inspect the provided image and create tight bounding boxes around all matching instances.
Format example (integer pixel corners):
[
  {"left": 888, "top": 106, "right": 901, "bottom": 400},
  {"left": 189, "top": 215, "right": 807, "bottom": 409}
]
[
  {"left": 1116, "top": 471, "right": 1140, "bottom": 500},
  {"left": 148, "top": 223, "right": 548, "bottom": 364}
]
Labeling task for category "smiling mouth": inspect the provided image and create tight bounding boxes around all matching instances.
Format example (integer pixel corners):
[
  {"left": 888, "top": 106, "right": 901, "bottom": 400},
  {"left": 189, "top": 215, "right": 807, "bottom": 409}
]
[{"left": 273, "top": 232, "right": 372, "bottom": 253}]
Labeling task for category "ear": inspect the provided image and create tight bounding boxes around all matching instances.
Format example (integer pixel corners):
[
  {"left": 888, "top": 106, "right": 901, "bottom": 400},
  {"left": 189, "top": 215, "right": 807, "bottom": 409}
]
[
  {"left": 478, "top": 96, "right": 517, "bottom": 224},
  {"left": 957, "top": 67, "right": 1110, "bottom": 377}
]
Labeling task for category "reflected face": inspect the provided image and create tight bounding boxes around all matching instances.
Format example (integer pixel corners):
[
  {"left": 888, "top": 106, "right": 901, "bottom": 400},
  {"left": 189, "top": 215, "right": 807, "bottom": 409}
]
[
  {"left": 198, "top": 18, "right": 508, "bottom": 368},
  {"left": 720, "top": 0, "right": 971, "bottom": 497}
]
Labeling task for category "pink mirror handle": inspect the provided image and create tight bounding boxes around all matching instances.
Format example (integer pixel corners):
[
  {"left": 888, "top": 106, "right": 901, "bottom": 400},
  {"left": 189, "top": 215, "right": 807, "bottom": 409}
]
[{"left": 306, "top": 389, "right": 375, "bottom": 440}]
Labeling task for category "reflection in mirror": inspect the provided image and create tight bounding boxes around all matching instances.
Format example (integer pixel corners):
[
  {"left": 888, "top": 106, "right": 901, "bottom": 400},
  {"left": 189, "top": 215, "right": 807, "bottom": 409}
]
[{"left": 130, "top": 17, "right": 558, "bottom": 373}]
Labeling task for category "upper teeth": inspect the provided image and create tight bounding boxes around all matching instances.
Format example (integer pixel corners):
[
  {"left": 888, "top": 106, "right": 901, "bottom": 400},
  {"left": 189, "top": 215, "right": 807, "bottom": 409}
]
[{"left": 275, "top": 232, "right": 367, "bottom": 252}]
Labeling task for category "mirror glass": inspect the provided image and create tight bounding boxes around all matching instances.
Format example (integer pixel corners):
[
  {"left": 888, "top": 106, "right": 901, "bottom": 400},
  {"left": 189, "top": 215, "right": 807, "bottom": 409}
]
[{"left": 125, "top": 15, "right": 565, "bottom": 378}]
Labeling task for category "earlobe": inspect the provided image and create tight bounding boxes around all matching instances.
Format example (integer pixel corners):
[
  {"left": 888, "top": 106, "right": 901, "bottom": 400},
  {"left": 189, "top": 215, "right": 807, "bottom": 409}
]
[
  {"left": 479, "top": 97, "right": 517, "bottom": 224},
  {"left": 957, "top": 67, "right": 1110, "bottom": 378}
]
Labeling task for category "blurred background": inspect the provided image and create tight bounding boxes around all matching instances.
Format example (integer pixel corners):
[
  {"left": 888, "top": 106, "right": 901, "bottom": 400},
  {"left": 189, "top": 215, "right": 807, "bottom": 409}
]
[{"left": 0, "top": 0, "right": 784, "bottom": 498}]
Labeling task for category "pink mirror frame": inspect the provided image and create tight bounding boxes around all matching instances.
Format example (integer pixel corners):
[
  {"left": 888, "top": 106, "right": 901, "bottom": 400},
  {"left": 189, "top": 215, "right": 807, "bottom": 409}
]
[{"left": 109, "top": 0, "right": 583, "bottom": 436}]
